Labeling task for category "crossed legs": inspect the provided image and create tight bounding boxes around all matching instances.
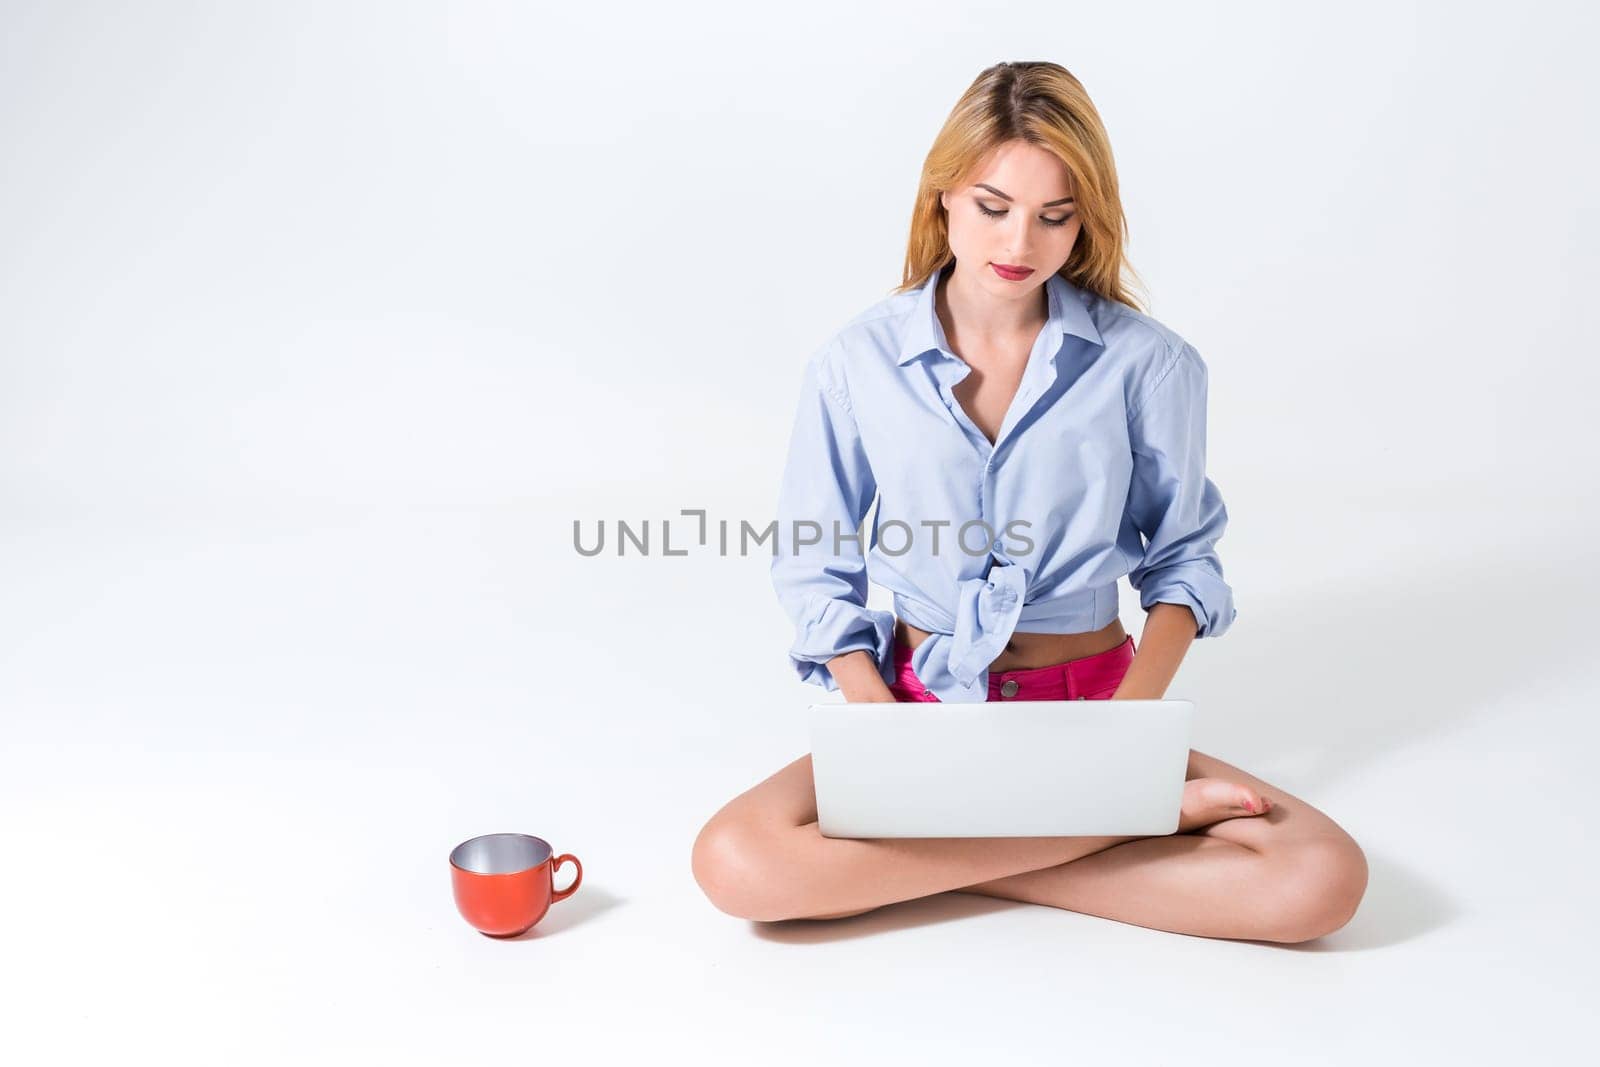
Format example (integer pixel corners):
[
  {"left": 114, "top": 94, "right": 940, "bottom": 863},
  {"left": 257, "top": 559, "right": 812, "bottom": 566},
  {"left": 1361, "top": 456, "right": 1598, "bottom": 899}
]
[{"left": 691, "top": 749, "right": 1367, "bottom": 943}]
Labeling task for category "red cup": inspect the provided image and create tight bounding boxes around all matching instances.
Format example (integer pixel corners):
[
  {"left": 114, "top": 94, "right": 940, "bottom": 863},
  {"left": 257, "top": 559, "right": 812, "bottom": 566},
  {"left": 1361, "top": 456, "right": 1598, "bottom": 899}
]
[{"left": 449, "top": 833, "right": 582, "bottom": 937}]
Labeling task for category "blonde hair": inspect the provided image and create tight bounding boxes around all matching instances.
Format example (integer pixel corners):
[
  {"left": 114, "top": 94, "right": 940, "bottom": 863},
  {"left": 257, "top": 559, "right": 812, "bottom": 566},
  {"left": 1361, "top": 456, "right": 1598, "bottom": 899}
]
[{"left": 896, "top": 61, "right": 1146, "bottom": 312}]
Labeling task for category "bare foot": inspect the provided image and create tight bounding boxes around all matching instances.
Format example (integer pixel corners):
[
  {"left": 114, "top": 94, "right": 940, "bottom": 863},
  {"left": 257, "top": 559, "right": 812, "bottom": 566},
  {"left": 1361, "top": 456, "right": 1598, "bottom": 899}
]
[{"left": 1177, "top": 777, "right": 1272, "bottom": 832}]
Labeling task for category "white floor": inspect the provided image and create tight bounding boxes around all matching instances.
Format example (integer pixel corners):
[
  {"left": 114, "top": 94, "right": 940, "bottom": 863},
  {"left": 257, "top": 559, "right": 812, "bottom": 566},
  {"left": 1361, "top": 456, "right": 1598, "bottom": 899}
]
[
  {"left": 4, "top": 4, "right": 1595, "bottom": 1057},
  {"left": 4, "top": 490, "right": 1592, "bottom": 1065}
]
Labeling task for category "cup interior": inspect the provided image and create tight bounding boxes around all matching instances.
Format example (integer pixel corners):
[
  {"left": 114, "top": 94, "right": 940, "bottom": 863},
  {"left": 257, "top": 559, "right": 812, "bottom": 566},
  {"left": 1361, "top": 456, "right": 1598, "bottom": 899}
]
[{"left": 450, "top": 833, "right": 552, "bottom": 875}]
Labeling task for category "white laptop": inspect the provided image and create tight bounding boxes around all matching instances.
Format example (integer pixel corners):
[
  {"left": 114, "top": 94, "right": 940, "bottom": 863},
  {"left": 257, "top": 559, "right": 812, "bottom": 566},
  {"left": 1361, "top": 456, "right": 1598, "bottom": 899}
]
[{"left": 806, "top": 699, "right": 1194, "bottom": 838}]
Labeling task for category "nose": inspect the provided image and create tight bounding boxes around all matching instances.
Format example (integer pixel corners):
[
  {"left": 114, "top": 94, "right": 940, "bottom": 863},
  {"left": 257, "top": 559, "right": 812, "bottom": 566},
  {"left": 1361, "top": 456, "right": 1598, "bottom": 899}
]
[{"left": 1004, "top": 214, "right": 1034, "bottom": 260}]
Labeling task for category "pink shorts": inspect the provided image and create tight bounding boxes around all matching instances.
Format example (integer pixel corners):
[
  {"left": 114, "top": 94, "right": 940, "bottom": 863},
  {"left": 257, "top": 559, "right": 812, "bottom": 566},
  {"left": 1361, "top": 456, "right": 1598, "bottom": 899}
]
[{"left": 889, "top": 634, "right": 1138, "bottom": 702}]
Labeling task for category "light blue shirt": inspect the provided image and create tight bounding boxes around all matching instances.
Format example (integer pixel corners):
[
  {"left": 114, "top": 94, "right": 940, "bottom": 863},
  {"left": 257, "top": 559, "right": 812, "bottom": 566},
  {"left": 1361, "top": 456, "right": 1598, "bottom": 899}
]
[{"left": 770, "top": 262, "right": 1237, "bottom": 702}]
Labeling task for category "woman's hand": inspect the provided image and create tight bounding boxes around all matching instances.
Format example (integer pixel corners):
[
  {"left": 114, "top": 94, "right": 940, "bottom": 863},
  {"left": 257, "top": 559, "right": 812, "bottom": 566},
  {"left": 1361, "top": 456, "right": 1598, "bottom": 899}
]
[{"left": 827, "top": 650, "right": 900, "bottom": 702}]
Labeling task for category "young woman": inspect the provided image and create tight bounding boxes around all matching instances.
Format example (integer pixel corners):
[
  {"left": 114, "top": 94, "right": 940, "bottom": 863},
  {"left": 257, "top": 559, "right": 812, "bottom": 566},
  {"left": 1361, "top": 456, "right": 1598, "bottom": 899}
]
[{"left": 691, "top": 61, "right": 1367, "bottom": 942}]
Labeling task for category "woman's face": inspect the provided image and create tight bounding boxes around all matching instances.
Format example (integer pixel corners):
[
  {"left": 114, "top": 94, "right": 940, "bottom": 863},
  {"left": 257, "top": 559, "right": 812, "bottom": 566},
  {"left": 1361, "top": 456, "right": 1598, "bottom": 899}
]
[{"left": 939, "top": 139, "right": 1081, "bottom": 299}]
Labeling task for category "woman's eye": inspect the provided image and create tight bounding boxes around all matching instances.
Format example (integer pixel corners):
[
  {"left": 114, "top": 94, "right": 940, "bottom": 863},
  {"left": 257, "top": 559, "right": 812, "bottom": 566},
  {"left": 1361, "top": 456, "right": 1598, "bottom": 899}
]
[{"left": 976, "top": 202, "right": 1075, "bottom": 228}]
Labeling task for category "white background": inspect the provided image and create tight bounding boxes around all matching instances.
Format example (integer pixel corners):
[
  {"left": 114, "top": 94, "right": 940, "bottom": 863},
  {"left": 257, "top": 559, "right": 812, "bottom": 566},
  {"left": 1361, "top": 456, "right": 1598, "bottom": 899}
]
[{"left": 3, "top": 1, "right": 1595, "bottom": 1062}]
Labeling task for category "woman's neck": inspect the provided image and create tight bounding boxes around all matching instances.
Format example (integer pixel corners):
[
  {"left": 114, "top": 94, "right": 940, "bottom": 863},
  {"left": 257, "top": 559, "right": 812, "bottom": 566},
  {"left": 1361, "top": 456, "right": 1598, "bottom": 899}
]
[{"left": 937, "top": 264, "right": 1048, "bottom": 353}]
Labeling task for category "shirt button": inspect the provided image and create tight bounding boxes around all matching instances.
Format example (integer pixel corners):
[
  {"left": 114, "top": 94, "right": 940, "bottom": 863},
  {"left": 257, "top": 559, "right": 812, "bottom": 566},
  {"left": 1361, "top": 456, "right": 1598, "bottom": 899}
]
[{"left": 1000, "top": 679, "right": 1020, "bottom": 698}]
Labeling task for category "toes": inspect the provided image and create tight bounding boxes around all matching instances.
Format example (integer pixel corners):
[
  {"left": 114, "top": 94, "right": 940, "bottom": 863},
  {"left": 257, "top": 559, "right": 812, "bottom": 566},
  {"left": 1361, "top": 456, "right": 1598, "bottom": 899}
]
[
  {"left": 1246, "top": 793, "right": 1272, "bottom": 815},
  {"left": 1238, "top": 788, "right": 1272, "bottom": 816},
  {"left": 1183, "top": 780, "right": 1273, "bottom": 823}
]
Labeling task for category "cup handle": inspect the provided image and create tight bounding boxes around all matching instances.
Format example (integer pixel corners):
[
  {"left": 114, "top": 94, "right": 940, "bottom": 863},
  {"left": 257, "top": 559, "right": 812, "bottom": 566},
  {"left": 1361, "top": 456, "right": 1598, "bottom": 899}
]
[{"left": 550, "top": 854, "right": 583, "bottom": 902}]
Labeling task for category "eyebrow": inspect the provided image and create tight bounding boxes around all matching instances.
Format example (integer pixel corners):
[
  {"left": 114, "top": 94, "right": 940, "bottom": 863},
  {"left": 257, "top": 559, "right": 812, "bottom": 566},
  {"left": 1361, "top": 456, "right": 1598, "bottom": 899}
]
[{"left": 975, "top": 183, "right": 1075, "bottom": 207}]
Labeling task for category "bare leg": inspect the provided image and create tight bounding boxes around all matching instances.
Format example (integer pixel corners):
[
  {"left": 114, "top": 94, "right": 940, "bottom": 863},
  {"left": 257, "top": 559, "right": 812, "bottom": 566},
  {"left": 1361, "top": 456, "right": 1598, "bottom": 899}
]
[
  {"left": 951, "top": 750, "right": 1368, "bottom": 942},
  {"left": 692, "top": 754, "right": 1149, "bottom": 921},
  {"left": 691, "top": 752, "right": 1270, "bottom": 924}
]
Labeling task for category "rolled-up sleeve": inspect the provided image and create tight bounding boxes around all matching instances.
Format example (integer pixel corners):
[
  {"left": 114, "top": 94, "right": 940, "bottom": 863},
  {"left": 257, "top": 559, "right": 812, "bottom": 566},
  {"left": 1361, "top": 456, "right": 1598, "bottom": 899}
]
[
  {"left": 769, "top": 343, "right": 895, "bottom": 690},
  {"left": 1125, "top": 342, "right": 1237, "bottom": 638}
]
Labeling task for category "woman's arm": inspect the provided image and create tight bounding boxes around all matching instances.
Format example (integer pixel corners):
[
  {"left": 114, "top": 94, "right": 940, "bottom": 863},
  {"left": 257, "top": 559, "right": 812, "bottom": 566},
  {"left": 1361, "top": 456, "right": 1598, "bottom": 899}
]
[
  {"left": 1124, "top": 343, "right": 1237, "bottom": 633},
  {"left": 770, "top": 342, "right": 898, "bottom": 699},
  {"left": 1116, "top": 341, "right": 1237, "bottom": 699},
  {"left": 1111, "top": 603, "right": 1196, "bottom": 699},
  {"left": 826, "top": 649, "right": 899, "bottom": 702}
]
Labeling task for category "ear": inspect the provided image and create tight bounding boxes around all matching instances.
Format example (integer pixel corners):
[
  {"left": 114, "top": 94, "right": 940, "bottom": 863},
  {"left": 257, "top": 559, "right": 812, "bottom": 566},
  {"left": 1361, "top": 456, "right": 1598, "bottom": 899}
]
[{"left": 939, "top": 190, "right": 950, "bottom": 212}]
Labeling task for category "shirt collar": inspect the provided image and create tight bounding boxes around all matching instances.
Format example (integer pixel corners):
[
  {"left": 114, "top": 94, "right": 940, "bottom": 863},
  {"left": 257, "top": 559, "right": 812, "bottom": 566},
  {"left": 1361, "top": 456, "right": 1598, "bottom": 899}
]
[{"left": 895, "top": 262, "right": 1104, "bottom": 366}]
